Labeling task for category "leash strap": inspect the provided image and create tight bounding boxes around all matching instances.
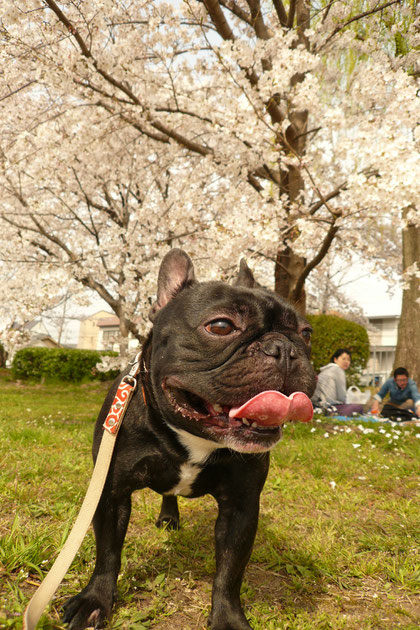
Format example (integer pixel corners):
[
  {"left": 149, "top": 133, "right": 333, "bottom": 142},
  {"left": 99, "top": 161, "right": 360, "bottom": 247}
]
[{"left": 23, "top": 354, "right": 141, "bottom": 630}]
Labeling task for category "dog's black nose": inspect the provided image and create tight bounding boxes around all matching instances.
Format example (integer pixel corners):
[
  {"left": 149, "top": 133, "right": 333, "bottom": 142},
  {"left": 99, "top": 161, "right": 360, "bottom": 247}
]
[{"left": 261, "top": 338, "right": 296, "bottom": 359}]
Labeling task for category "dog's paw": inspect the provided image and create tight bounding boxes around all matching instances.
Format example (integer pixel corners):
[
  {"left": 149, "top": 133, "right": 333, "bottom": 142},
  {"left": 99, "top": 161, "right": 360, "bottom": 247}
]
[
  {"left": 155, "top": 514, "right": 180, "bottom": 530},
  {"left": 62, "top": 590, "right": 112, "bottom": 630},
  {"left": 208, "top": 621, "right": 252, "bottom": 630},
  {"left": 207, "top": 609, "right": 252, "bottom": 630},
  {"left": 155, "top": 496, "right": 180, "bottom": 530}
]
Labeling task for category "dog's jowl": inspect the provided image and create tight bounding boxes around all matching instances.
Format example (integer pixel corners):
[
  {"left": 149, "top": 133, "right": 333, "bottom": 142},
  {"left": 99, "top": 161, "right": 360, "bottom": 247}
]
[{"left": 63, "top": 249, "right": 316, "bottom": 630}]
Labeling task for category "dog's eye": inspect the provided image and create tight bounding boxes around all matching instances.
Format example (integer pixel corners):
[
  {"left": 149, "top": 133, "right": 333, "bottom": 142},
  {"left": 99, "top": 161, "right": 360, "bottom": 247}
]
[
  {"left": 300, "top": 327, "right": 312, "bottom": 344},
  {"left": 205, "top": 319, "right": 236, "bottom": 336}
]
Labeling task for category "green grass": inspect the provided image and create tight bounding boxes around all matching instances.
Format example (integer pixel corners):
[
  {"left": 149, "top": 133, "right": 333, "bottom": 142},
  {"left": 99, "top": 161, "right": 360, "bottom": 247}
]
[{"left": 0, "top": 373, "right": 419, "bottom": 629}]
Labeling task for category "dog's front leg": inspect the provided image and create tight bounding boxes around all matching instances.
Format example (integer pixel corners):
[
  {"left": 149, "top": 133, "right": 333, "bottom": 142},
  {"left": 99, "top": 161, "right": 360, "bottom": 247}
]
[
  {"left": 62, "top": 490, "right": 131, "bottom": 630},
  {"left": 209, "top": 489, "right": 261, "bottom": 630},
  {"left": 156, "top": 495, "right": 180, "bottom": 530}
]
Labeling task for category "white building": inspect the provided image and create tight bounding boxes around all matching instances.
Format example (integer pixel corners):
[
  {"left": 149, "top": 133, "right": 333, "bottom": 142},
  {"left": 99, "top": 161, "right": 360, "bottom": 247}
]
[
  {"left": 365, "top": 315, "right": 399, "bottom": 385},
  {"left": 78, "top": 310, "right": 114, "bottom": 350}
]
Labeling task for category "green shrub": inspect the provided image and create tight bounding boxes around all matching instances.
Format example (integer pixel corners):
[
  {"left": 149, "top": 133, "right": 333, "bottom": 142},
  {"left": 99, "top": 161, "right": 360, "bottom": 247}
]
[
  {"left": 307, "top": 314, "right": 370, "bottom": 385},
  {"left": 12, "top": 348, "right": 119, "bottom": 382}
]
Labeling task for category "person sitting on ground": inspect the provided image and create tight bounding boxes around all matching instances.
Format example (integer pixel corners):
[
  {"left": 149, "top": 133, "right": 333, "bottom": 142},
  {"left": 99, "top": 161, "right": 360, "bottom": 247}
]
[
  {"left": 312, "top": 348, "right": 365, "bottom": 416},
  {"left": 371, "top": 367, "right": 420, "bottom": 420}
]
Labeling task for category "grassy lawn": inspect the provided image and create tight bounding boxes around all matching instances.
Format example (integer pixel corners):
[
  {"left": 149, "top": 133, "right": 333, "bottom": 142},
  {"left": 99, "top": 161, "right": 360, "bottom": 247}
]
[{"left": 0, "top": 372, "right": 419, "bottom": 629}]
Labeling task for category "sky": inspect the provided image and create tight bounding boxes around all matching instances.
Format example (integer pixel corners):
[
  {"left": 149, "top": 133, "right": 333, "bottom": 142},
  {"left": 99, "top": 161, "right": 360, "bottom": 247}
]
[{"left": 343, "top": 274, "right": 401, "bottom": 317}]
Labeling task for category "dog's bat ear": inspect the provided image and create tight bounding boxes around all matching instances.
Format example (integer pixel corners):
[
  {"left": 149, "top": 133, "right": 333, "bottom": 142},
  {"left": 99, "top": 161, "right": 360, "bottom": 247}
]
[
  {"left": 233, "top": 259, "right": 258, "bottom": 288},
  {"left": 149, "top": 249, "right": 196, "bottom": 321}
]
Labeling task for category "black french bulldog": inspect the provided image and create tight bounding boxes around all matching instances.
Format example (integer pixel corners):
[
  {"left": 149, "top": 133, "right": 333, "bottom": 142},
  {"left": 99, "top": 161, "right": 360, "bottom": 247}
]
[{"left": 63, "top": 249, "right": 316, "bottom": 630}]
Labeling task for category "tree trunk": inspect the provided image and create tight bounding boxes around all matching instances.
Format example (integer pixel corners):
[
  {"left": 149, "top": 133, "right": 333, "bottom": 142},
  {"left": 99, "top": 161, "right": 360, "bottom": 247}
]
[
  {"left": 393, "top": 209, "right": 420, "bottom": 384},
  {"left": 118, "top": 316, "right": 130, "bottom": 358},
  {"left": 273, "top": 2, "right": 309, "bottom": 314},
  {"left": 274, "top": 105, "right": 308, "bottom": 313},
  {"left": 275, "top": 246, "right": 307, "bottom": 314}
]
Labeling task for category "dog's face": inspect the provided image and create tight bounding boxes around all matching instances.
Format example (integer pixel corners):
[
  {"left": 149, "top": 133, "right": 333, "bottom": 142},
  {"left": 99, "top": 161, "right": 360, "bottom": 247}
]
[{"left": 147, "top": 249, "right": 316, "bottom": 453}]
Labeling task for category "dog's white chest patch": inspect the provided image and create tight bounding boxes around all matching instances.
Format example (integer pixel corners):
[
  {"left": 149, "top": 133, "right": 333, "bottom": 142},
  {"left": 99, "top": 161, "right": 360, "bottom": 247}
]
[
  {"left": 166, "top": 428, "right": 223, "bottom": 497},
  {"left": 169, "top": 462, "right": 202, "bottom": 496}
]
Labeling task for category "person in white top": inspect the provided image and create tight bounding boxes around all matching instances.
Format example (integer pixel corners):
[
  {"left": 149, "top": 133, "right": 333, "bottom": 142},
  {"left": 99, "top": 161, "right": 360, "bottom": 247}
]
[{"left": 312, "top": 348, "right": 365, "bottom": 416}]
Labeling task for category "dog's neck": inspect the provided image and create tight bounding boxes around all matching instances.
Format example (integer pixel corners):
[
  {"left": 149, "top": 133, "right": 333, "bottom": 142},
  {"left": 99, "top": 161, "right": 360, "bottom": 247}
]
[{"left": 172, "top": 427, "right": 223, "bottom": 464}]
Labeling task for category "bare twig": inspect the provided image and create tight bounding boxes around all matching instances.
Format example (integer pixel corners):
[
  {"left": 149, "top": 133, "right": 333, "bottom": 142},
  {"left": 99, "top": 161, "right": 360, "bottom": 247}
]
[{"left": 0, "top": 81, "right": 36, "bottom": 103}]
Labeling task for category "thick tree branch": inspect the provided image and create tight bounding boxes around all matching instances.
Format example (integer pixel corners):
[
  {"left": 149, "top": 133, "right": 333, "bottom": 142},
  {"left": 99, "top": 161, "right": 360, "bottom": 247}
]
[
  {"left": 271, "top": 0, "right": 288, "bottom": 26},
  {"left": 287, "top": 0, "right": 297, "bottom": 28},
  {"left": 78, "top": 274, "right": 120, "bottom": 312},
  {"left": 309, "top": 180, "right": 348, "bottom": 215},
  {"left": 292, "top": 215, "right": 341, "bottom": 300},
  {"left": 245, "top": 0, "right": 271, "bottom": 40},
  {"left": 74, "top": 78, "right": 134, "bottom": 105},
  {"left": 28, "top": 239, "right": 61, "bottom": 261},
  {"left": 218, "top": 0, "right": 253, "bottom": 25},
  {"left": 247, "top": 172, "right": 264, "bottom": 193},
  {"left": 151, "top": 120, "right": 212, "bottom": 156},
  {"left": 202, "top": 0, "right": 236, "bottom": 40}
]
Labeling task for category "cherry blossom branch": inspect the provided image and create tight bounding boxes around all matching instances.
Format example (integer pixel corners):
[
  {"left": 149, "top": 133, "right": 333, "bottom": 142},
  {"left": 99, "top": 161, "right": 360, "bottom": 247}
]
[
  {"left": 155, "top": 106, "right": 213, "bottom": 124},
  {"left": 321, "top": 0, "right": 402, "bottom": 48},
  {"left": 74, "top": 78, "right": 134, "bottom": 106},
  {"left": 45, "top": 0, "right": 284, "bottom": 188},
  {"left": 245, "top": 0, "right": 271, "bottom": 40},
  {"left": 218, "top": 0, "right": 253, "bottom": 25},
  {"left": 2, "top": 181, "right": 125, "bottom": 312},
  {"left": 71, "top": 167, "right": 124, "bottom": 228},
  {"left": 44, "top": 0, "right": 214, "bottom": 158},
  {"left": 0, "top": 81, "right": 36, "bottom": 103},
  {"left": 308, "top": 181, "right": 348, "bottom": 215},
  {"left": 321, "top": 1, "right": 335, "bottom": 25},
  {"left": 287, "top": 0, "right": 297, "bottom": 28},
  {"left": 201, "top": 0, "right": 235, "bottom": 41},
  {"left": 246, "top": 248, "right": 277, "bottom": 264}
]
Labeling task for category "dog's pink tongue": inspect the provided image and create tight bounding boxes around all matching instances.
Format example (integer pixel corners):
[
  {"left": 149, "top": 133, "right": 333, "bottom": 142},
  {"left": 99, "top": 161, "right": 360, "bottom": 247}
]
[{"left": 229, "top": 391, "right": 313, "bottom": 426}]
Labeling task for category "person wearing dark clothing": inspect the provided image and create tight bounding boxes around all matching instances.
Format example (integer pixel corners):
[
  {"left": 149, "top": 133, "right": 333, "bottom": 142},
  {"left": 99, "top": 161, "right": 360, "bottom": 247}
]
[{"left": 372, "top": 367, "right": 420, "bottom": 420}]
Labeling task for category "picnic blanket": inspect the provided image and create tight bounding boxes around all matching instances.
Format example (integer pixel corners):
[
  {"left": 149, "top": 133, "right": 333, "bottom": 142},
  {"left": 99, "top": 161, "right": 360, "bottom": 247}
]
[{"left": 329, "top": 414, "right": 418, "bottom": 424}]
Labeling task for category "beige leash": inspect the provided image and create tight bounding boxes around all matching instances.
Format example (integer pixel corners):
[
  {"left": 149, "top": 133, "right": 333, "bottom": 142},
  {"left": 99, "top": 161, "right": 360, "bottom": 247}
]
[{"left": 23, "top": 355, "right": 141, "bottom": 630}]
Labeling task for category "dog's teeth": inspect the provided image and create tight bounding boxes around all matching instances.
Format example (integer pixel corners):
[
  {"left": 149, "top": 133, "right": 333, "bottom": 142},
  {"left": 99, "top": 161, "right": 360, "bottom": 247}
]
[
  {"left": 251, "top": 422, "right": 258, "bottom": 428},
  {"left": 242, "top": 418, "right": 250, "bottom": 426},
  {"left": 213, "top": 404, "right": 223, "bottom": 413}
]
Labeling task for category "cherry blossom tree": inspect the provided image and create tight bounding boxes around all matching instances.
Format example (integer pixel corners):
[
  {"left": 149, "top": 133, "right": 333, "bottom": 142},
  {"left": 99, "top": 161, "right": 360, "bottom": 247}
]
[{"left": 0, "top": 0, "right": 418, "bottom": 356}]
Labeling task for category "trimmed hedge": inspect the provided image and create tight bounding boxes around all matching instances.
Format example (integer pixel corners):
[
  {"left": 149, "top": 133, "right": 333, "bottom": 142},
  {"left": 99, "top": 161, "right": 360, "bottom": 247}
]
[
  {"left": 12, "top": 347, "right": 120, "bottom": 382},
  {"left": 307, "top": 314, "right": 370, "bottom": 385}
]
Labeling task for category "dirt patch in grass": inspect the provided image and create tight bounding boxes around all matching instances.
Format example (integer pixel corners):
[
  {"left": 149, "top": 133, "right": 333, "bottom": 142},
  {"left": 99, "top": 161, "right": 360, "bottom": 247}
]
[
  {"left": 142, "top": 577, "right": 210, "bottom": 629},
  {"left": 138, "top": 570, "right": 420, "bottom": 629},
  {"left": 316, "top": 579, "right": 420, "bottom": 629}
]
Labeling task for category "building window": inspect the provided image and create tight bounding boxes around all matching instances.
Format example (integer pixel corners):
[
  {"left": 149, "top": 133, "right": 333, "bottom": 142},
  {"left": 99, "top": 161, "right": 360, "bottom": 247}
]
[{"left": 102, "top": 328, "right": 119, "bottom": 349}]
